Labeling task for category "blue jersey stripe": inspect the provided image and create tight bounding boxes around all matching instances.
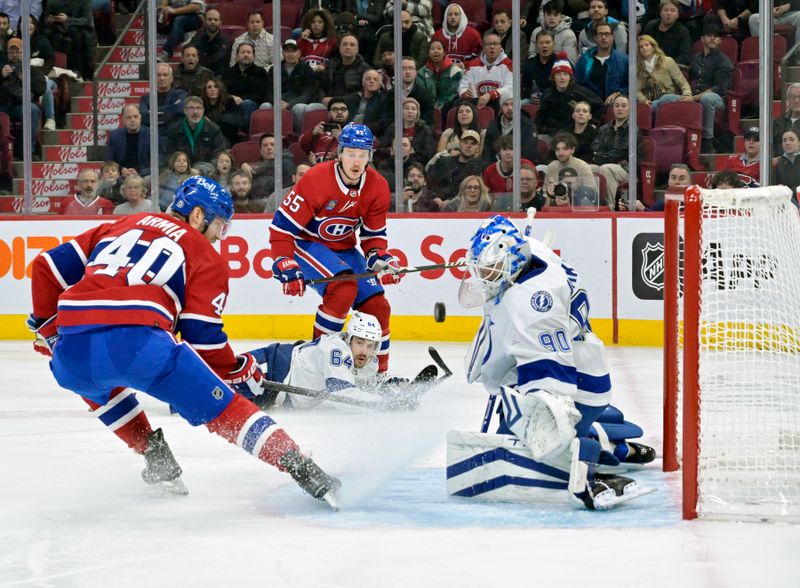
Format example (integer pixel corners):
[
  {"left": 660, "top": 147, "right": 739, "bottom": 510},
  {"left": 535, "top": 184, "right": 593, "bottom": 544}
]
[
  {"left": 47, "top": 242, "right": 88, "bottom": 287},
  {"left": 241, "top": 415, "right": 277, "bottom": 454},
  {"left": 273, "top": 210, "right": 303, "bottom": 236},
  {"left": 577, "top": 371, "right": 612, "bottom": 394},
  {"left": 178, "top": 318, "right": 227, "bottom": 346},
  {"left": 517, "top": 359, "right": 577, "bottom": 388},
  {"left": 97, "top": 394, "right": 140, "bottom": 428},
  {"left": 57, "top": 302, "right": 174, "bottom": 323}
]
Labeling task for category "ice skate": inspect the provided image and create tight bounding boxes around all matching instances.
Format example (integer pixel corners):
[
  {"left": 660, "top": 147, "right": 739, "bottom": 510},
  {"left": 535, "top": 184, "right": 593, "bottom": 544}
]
[
  {"left": 577, "top": 473, "right": 655, "bottom": 510},
  {"left": 623, "top": 442, "right": 656, "bottom": 465},
  {"left": 279, "top": 449, "right": 341, "bottom": 509},
  {"left": 141, "top": 428, "right": 188, "bottom": 496}
]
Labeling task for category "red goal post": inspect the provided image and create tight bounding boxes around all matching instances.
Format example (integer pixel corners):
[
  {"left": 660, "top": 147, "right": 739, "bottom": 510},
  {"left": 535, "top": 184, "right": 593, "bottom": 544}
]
[{"left": 663, "top": 185, "right": 800, "bottom": 521}]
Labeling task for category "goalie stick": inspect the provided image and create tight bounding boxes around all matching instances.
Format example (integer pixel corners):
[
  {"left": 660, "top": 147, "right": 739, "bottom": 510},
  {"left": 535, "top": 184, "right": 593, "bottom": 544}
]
[{"left": 307, "top": 261, "right": 466, "bottom": 285}]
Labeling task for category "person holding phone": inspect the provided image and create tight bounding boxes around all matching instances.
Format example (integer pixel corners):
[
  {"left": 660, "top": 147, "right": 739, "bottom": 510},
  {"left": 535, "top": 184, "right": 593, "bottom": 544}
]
[{"left": 298, "top": 97, "right": 350, "bottom": 163}]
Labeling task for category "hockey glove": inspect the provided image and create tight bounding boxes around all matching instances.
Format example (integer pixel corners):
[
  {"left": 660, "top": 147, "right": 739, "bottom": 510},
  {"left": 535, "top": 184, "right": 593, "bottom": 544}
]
[
  {"left": 366, "top": 249, "right": 403, "bottom": 285},
  {"left": 26, "top": 314, "right": 58, "bottom": 357},
  {"left": 272, "top": 257, "right": 305, "bottom": 296},
  {"left": 225, "top": 353, "right": 264, "bottom": 398}
]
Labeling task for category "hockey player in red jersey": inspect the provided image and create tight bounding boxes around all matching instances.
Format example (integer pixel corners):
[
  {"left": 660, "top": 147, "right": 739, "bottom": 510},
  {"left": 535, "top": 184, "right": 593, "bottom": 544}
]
[
  {"left": 269, "top": 123, "right": 402, "bottom": 373},
  {"left": 27, "top": 176, "right": 340, "bottom": 506}
]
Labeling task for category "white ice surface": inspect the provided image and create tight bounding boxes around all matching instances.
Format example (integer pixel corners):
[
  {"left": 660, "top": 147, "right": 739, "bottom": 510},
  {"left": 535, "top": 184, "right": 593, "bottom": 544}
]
[{"left": 1, "top": 342, "right": 798, "bottom": 587}]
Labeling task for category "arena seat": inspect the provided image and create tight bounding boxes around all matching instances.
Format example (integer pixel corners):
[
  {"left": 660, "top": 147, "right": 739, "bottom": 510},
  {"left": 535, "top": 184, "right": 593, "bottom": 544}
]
[
  {"left": 249, "top": 109, "right": 294, "bottom": 141},
  {"left": 230, "top": 140, "right": 262, "bottom": 165}
]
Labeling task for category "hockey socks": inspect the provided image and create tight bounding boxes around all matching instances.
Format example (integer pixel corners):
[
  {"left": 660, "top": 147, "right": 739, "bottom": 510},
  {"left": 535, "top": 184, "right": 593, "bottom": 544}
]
[
  {"left": 206, "top": 394, "right": 299, "bottom": 469},
  {"left": 83, "top": 387, "right": 153, "bottom": 454},
  {"left": 357, "top": 294, "right": 391, "bottom": 372},
  {"left": 314, "top": 281, "right": 358, "bottom": 338}
]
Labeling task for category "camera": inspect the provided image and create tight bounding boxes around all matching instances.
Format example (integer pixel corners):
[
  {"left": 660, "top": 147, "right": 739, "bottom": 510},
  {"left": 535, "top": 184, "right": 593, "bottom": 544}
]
[
  {"left": 11, "top": 61, "right": 22, "bottom": 76},
  {"left": 553, "top": 182, "right": 572, "bottom": 199},
  {"left": 322, "top": 122, "right": 339, "bottom": 133},
  {"left": 404, "top": 181, "right": 422, "bottom": 194}
]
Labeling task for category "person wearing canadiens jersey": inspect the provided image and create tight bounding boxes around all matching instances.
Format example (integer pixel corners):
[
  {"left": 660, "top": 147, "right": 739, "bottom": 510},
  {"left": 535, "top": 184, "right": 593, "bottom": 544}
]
[{"left": 269, "top": 123, "right": 402, "bottom": 374}]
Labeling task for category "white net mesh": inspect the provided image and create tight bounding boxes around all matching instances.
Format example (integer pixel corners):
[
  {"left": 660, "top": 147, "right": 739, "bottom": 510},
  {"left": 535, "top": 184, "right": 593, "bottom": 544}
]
[{"left": 691, "top": 187, "right": 800, "bottom": 520}]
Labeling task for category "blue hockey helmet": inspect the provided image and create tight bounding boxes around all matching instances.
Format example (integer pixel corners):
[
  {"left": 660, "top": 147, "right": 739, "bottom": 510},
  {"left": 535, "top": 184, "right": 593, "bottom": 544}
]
[
  {"left": 172, "top": 175, "right": 234, "bottom": 238},
  {"left": 463, "top": 215, "right": 531, "bottom": 303},
  {"left": 338, "top": 123, "right": 374, "bottom": 151}
]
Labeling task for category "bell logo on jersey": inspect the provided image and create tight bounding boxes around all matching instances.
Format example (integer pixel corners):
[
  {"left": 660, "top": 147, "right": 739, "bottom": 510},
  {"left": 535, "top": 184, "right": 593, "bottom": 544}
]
[
  {"left": 318, "top": 217, "right": 358, "bottom": 241},
  {"left": 530, "top": 290, "right": 553, "bottom": 312}
]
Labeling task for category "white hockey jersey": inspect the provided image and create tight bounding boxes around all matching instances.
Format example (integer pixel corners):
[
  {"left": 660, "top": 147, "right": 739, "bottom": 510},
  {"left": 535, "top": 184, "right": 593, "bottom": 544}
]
[
  {"left": 465, "top": 238, "right": 612, "bottom": 408},
  {"left": 283, "top": 335, "right": 379, "bottom": 408}
]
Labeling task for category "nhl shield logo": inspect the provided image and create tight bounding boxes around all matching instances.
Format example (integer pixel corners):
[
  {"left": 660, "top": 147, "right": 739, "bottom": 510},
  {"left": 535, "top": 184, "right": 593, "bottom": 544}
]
[{"left": 640, "top": 242, "right": 665, "bottom": 291}]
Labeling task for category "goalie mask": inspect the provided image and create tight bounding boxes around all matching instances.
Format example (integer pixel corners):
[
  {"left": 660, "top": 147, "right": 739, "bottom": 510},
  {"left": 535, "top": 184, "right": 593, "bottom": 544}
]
[
  {"left": 459, "top": 215, "right": 531, "bottom": 308},
  {"left": 345, "top": 311, "right": 381, "bottom": 368}
]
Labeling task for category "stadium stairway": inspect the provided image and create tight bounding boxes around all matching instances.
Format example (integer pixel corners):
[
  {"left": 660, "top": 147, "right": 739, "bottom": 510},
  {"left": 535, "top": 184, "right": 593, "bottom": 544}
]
[{"left": 11, "top": 13, "right": 148, "bottom": 212}]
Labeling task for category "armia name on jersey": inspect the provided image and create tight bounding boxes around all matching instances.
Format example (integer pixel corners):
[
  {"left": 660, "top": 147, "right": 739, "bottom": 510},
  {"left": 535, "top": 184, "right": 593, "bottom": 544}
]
[{"left": 137, "top": 215, "right": 188, "bottom": 242}]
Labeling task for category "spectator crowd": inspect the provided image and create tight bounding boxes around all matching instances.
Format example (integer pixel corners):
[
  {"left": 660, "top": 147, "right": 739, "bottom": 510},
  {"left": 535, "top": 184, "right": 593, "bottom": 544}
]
[{"left": 1, "top": 0, "right": 798, "bottom": 214}]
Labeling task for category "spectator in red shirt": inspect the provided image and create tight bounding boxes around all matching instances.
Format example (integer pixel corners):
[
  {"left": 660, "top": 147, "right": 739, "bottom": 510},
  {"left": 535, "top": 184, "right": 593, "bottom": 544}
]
[
  {"left": 298, "top": 9, "right": 338, "bottom": 72},
  {"left": 60, "top": 169, "right": 114, "bottom": 215},
  {"left": 430, "top": 3, "right": 482, "bottom": 64},
  {"left": 298, "top": 97, "right": 350, "bottom": 163},
  {"left": 482, "top": 134, "right": 535, "bottom": 197},
  {"left": 717, "top": 126, "right": 760, "bottom": 186}
]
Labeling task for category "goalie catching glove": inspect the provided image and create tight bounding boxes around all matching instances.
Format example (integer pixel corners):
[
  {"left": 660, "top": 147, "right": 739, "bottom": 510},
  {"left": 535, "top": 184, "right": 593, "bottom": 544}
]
[
  {"left": 272, "top": 257, "right": 305, "bottom": 296},
  {"left": 26, "top": 314, "right": 58, "bottom": 357},
  {"left": 225, "top": 353, "right": 264, "bottom": 397},
  {"left": 500, "top": 386, "right": 582, "bottom": 460},
  {"left": 366, "top": 249, "right": 403, "bottom": 285}
]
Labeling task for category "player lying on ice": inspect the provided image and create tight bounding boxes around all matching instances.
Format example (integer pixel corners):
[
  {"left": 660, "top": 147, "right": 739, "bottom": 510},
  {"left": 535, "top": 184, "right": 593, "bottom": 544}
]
[
  {"left": 269, "top": 123, "right": 402, "bottom": 375},
  {"left": 242, "top": 311, "right": 438, "bottom": 410},
  {"left": 447, "top": 215, "right": 655, "bottom": 510},
  {"left": 27, "top": 176, "right": 341, "bottom": 508}
]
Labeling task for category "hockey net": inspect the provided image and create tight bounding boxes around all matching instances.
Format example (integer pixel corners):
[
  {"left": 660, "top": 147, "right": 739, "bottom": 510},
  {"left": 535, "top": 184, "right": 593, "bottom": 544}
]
[{"left": 663, "top": 186, "right": 800, "bottom": 521}]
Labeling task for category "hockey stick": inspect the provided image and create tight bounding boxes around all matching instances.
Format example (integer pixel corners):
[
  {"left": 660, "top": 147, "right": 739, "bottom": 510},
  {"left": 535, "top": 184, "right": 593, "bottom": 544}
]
[
  {"left": 427, "top": 346, "right": 453, "bottom": 379},
  {"left": 259, "top": 381, "right": 382, "bottom": 409},
  {"left": 480, "top": 395, "right": 497, "bottom": 433},
  {"left": 307, "top": 261, "right": 466, "bottom": 285}
]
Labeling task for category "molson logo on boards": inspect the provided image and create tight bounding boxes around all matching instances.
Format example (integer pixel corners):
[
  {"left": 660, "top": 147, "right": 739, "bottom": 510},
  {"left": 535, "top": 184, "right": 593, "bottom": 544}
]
[
  {"left": 55, "top": 147, "right": 88, "bottom": 162},
  {"left": 118, "top": 47, "right": 146, "bottom": 62},
  {"left": 69, "top": 130, "right": 96, "bottom": 144},
  {"left": 40, "top": 164, "right": 79, "bottom": 179},
  {"left": 96, "top": 98, "right": 129, "bottom": 113},
  {"left": 109, "top": 64, "right": 139, "bottom": 79},
  {"left": 28, "top": 180, "right": 72, "bottom": 195},
  {"left": 6, "top": 197, "right": 54, "bottom": 214},
  {"left": 98, "top": 82, "right": 132, "bottom": 98}
]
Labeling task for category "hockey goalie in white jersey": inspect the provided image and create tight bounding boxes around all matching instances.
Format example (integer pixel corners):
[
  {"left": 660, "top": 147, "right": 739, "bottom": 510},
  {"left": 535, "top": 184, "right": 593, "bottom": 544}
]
[{"left": 447, "top": 215, "right": 655, "bottom": 510}]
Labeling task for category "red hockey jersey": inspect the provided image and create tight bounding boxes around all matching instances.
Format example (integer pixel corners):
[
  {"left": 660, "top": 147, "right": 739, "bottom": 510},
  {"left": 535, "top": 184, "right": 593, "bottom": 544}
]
[
  {"left": 269, "top": 160, "right": 391, "bottom": 259},
  {"left": 31, "top": 213, "right": 237, "bottom": 376}
]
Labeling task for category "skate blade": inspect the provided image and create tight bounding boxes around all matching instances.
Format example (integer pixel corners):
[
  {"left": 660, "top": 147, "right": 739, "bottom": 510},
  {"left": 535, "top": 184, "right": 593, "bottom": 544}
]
[
  {"left": 322, "top": 489, "right": 341, "bottom": 511},
  {"left": 593, "top": 483, "right": 656, "bottom": 510},
  {"left": 148, "top": 477, "right": 189, "bottom": 496}
]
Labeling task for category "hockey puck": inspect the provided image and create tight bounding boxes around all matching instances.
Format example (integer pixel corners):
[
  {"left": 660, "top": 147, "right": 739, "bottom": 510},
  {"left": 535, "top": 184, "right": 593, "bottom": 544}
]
[{"left": 433, "top": 302, "right": 446, "bottom": 323}]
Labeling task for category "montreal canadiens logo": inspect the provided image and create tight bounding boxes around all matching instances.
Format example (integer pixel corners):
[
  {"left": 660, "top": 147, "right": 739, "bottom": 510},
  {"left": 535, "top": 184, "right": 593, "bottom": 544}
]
[
  {"left": 530, "top": 290, "right": 553, "bottom": 312},
  {"left": 318, "top": 216, "right": 358, "bottom": 241}
]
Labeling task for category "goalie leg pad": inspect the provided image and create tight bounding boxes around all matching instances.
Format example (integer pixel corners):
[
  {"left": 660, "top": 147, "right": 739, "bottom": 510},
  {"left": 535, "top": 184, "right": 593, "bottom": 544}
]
[
  {"left": 447, "top": 431, "right": 569, "bottom": 502},
  {"left": 500, "top": 386, "right": 582, "bottom": 460}
]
